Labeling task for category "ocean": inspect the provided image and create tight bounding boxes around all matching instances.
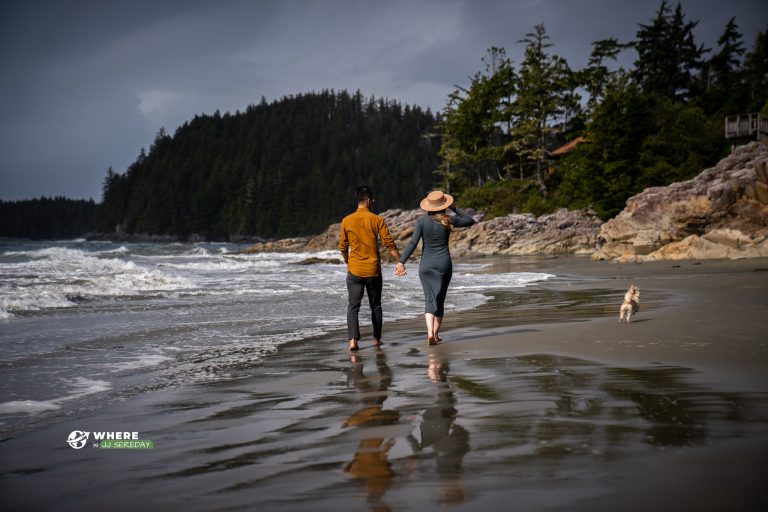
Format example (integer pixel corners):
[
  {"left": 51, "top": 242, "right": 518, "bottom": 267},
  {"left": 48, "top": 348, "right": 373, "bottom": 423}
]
[{"left": 0, "top": 239, "right": 553, "bottom": 437}]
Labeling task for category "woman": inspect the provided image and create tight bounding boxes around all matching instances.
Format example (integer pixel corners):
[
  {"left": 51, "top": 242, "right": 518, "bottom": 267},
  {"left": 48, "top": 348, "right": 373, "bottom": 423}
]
[{"left": 396, "top": 190, "right": 475, "bottom": 344}]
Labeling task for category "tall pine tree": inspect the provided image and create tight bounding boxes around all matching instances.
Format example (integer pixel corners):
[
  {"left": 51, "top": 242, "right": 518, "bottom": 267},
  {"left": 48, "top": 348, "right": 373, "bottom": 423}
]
[
  {"left": 633, "top": 1, "right": 707, "bottom": 100},
  {"left": 509, "top": 24, "right": 579, "bottom": 196}
]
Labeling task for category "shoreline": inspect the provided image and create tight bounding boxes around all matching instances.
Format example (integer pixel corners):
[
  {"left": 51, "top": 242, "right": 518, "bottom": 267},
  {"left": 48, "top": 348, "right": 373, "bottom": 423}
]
[{"left": 1, "top": 255, "right": 766, "bottom": 510}]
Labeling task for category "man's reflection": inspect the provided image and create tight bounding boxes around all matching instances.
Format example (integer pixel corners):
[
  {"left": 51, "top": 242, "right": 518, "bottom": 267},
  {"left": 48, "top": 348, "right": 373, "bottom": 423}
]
[
  {"left": 418, "top": 352, "right": 469, "bottom": 506},
  {"left": 343, "top": 349, "right": 398, "bottom": 510}
]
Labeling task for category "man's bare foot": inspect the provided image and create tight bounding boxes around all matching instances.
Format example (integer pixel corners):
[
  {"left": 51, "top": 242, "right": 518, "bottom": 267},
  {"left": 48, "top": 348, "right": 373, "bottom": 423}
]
[
  {"left": 373, "top": 339, "right": 383, "bottom": 347},
  {"left": 349, "top": 339, "right": 359, "bottom": 351}
]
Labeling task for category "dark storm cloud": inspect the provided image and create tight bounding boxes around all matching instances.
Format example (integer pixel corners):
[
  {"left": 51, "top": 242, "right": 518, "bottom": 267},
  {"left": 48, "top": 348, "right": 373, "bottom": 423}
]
[
  {"left": 397, "top": 0, "right": 766, "bottom": 92},
  {"left": 0, "top": 0, "right": 765, "bottom": 200}
]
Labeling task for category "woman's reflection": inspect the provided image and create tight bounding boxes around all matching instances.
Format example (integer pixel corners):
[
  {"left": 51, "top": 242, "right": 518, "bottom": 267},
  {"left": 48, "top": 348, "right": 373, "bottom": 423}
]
[
  {"left": 343, "top": 349, "right": 398, "bottom": 510},
  {"left": 418, "top": 352, "right": 470, "bottom": 506}
]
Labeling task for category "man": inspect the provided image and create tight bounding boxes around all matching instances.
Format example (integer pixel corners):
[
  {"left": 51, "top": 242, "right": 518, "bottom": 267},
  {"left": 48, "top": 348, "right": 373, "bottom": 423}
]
[{"left": 340, "top": 186, "right": 405, "bottom": 351}]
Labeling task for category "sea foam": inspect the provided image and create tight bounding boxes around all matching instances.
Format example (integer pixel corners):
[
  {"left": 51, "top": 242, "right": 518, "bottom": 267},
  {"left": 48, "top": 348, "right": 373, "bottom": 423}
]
[
  {"left": 0, "top": 247, "right": 192, "bottom": 317},
  {"left": 0, "top": 377, "right": 112, "bottom": 414}
]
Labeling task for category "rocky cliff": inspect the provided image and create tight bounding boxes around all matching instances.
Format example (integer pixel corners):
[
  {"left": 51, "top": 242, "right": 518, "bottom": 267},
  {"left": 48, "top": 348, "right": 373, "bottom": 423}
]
[{"left": 593, "top": 142, "right": 768, "bottom": 262}]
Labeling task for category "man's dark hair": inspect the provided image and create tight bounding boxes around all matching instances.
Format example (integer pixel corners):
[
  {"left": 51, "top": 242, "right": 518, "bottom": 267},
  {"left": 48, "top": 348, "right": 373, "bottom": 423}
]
[{"left": 356, "top": 185, "right": 374, "bottom": 202}]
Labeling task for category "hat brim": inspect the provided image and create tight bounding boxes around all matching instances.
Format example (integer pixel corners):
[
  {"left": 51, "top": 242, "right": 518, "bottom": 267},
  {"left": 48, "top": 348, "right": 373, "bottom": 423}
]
[{"left": 420, "top": 193, "right": 454, "bottom": 212}]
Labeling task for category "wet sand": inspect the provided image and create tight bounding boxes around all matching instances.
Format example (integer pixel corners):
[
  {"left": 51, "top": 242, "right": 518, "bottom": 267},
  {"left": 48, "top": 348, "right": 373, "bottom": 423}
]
[{"left": 1, "top": 256, "right": 767, "bottom": 511}]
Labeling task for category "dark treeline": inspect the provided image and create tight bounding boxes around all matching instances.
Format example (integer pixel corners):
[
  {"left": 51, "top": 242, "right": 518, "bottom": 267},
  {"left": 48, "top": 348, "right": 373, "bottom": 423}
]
[
  {"left": 0, "top": 197, "right": 99, "bottom": 239},
  {"left": 100, "top": 90, "right": 438, "bottom": 239},
  {"left": 441, "top": 1, "right": 768, "bottom": 219}
]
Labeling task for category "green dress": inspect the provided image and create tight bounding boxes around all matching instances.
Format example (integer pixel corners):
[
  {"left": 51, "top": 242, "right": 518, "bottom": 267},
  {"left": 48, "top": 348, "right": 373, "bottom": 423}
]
[{"left": 400, "top": 209, "right": 475, "bottom": 316}]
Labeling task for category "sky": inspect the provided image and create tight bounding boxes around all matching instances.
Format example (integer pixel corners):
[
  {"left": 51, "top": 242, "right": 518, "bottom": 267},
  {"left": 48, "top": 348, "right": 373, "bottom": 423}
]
[{"left": 1, "top": 0, "right": 765, "bottom": 201}]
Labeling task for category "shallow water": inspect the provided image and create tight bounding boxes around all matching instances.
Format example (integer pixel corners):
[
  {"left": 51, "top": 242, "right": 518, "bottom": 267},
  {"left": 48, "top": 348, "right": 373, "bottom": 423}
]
[{"left": 0, "top": 240, "right": 553, "bottom": 438}]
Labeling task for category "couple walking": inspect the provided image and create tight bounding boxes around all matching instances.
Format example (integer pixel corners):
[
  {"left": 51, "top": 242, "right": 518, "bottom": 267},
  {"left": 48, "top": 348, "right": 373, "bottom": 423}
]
[{"left": 339, "top": 185, "right": 475, "bottom": 351}]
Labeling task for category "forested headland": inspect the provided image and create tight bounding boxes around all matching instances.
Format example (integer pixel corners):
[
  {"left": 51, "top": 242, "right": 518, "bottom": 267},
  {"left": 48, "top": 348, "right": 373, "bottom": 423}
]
[
  {"left": 2, "top": 1, "right": 767, "bottom": 241},
  {"left": 98, "top": 91, "right": 438, "bottom": 240},
  {"left": 441, "top": 1, "right": 768, "bottom": 220}
]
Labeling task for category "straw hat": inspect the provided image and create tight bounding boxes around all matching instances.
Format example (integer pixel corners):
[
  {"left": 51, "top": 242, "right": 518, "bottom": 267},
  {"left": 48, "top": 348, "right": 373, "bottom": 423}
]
[{"left": 419, "top": 190, "right": 454, "bottom": 212}]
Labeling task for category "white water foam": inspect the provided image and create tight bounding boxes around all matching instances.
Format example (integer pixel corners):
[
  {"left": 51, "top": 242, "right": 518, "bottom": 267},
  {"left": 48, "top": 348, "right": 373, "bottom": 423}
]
[
  {"left": 0, "top": 377, "right": 112, "bottom": 414},
  {"left": 166, "top": 328, "right": 330, "bottom": 385},
  {"left": 0, "top": 247, "right": 192, "bottom": 317},
  {"left": 102, "top": 352, "right": 175, "bottom": 373},
  {"left": 97, "top": 245, "right": 129, "bottom": 255},
  {"left": 452, "top": 272, "right": 555, "bottom": 290}
]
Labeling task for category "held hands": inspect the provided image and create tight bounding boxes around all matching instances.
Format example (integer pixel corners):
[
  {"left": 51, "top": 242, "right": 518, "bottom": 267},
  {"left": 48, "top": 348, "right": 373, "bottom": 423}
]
[{"left": 394, "top": 262, "right": 407, "bottom": 276}]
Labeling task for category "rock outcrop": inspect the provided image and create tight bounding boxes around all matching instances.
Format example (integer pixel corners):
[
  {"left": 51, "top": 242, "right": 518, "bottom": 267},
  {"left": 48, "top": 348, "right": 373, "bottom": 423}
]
[
  {"left": 240, "top": 207, "right": 602, "bottom": 258},
  {"left": 593, "top": 142, "right": 768, "bottom": 262},
  {"left": 449, "top": 208, "right": 602, "bottom": 256}
]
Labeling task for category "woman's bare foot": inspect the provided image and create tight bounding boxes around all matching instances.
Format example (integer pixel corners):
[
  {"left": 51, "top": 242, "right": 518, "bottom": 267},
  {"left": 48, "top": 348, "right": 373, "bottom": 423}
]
[
  {"left": 428, "top": 336, "right": 438, "bottom": 345},
  {"left": 435, "top": 335, "right": 442, "bottom": 342},
  {"left": 348, "top": 339, "right": 359, "bottom": 351}
]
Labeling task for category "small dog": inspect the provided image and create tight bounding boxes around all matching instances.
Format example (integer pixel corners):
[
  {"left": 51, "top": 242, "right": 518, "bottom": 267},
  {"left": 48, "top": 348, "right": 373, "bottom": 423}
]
[{"left": 619, "top": 285, "right": 640, "bottom": 323}]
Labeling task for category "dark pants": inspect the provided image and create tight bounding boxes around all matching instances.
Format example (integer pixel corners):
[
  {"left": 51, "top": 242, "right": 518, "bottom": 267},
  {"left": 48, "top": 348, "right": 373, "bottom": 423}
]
[{"left": 346, "top": 272, "right": 383, "bottom": 341}]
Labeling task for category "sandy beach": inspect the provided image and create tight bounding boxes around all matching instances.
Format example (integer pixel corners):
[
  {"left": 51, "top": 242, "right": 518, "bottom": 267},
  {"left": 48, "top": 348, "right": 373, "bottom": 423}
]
[{"left": 1, "top": 255, "right": 767, "bottom": 511}]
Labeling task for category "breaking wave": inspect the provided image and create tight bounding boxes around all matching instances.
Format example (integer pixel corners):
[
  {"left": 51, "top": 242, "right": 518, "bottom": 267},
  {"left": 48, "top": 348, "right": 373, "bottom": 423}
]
[{"left": 0, "top": 247, "right": 192, "bottom": 318}]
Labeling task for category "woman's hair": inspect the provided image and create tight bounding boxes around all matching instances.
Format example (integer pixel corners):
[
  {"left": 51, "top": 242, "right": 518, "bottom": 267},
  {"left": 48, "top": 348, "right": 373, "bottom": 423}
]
[{"left": 428, "top": 210, "right": 452, "bottom": 230}]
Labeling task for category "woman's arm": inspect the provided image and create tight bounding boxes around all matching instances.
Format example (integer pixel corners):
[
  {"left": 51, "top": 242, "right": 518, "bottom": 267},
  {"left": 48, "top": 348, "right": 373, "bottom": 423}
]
[
  {"left": 400, "top": 218, "right": 423, "bottom": 264},
  {"left": 450, "top": 207, "right": 475, "bottom": 228}
]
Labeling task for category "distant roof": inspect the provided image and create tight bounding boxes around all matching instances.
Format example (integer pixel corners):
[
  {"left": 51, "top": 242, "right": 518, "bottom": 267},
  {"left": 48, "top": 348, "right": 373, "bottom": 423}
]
[{"left": 551, "top": 136, "right": 586, "bottom": 157}]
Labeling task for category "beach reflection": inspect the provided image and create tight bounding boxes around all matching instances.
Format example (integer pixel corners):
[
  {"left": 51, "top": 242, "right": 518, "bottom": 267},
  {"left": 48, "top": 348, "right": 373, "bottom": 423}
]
[
  {"left": 418, "top": 352, "right": 470, "bottom": 506},
  {"left": 460, "top": 353, "right": 768, "bottom": 465},
  {"left": 343, "top": 349, "right": 398, "bottom": 510}
]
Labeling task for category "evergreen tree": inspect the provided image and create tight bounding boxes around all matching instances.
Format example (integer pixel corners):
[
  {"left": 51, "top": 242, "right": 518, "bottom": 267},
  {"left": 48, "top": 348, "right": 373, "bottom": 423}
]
[
  {"left": 557, "top": 78, "right": 651, "bottom": 217},
  {"left": 744, "top": 29, "right": 768, "bottom": 111},
  {"left": 633, "top": 1, "right": 707, "bottom": 100},
  {"left": 509, "top": 24, "right": 579, "bottom": 196},
  {"left": 700, "top": 17, "right": 747, "bottom": 114},
  {"left": 581, "top": 38, "right": 630, "bottom": 116},
  {"left": 708, "top": 17, "right": 745, "bottom": 90},
  {"left": 439, "top": 47, "right": 516, "bottom": 190}
]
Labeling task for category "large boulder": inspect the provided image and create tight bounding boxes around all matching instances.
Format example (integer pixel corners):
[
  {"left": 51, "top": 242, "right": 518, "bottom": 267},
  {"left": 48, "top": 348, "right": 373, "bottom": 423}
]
[{"left": 593, "top": 142, "right": 768, "bottom": 262}]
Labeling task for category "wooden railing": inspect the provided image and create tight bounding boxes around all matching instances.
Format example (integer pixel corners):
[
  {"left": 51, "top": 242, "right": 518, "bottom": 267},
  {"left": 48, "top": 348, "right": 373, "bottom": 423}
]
[{"left": 725, "top": 113, "right": 768, "bottom": 139}]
